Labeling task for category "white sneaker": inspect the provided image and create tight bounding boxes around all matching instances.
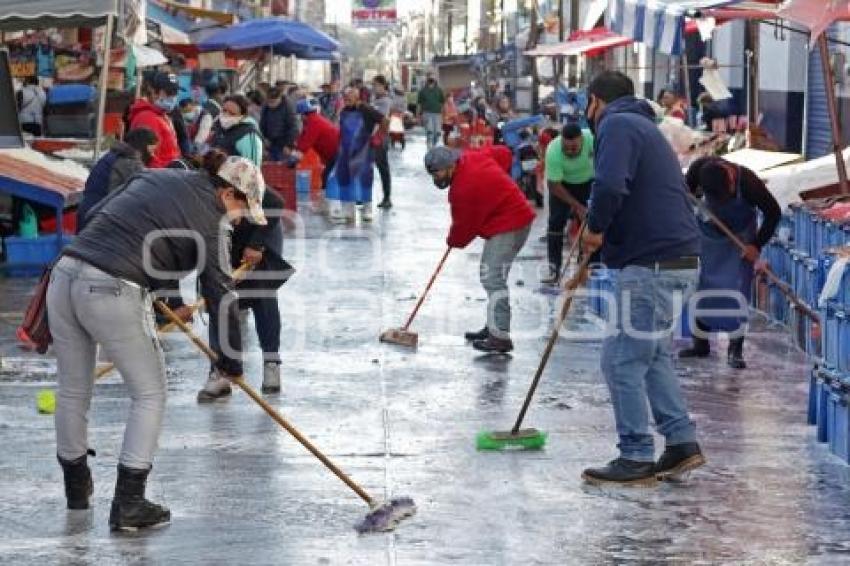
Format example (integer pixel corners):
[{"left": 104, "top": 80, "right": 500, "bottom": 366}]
[
  {"left": 196, "top": 370, "right": 232, "bottom": 403},
  {"left": 328, "top": 199, "right": 346, "bottom": 224},
  {"left": 261, "top": 362, "right": 281, "bottom": 394},
  {"left": 361, "top": 204, "right": 373, "bottom": 222}
]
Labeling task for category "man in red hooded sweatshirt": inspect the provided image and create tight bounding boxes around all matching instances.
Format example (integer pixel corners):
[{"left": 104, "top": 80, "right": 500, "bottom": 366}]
[
  {"left": 128, "top": 73, "right": 181, "bottom": 169},
  {"left": 424, "top": 145, "right": 536, "bottom": 353}
]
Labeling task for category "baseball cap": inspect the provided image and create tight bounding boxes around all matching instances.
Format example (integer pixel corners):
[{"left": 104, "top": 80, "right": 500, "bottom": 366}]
[
  {"left": 216, "top": 156, "right": 267, "bottom": 225},
  {"left": 151, "top": 72, "right": 179, "bottom": 95},
  {"left": 424, "top": 146, "right": 461, "bottom": 173}
]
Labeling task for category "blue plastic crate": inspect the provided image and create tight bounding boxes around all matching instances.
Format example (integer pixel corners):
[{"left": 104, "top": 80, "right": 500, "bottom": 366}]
[
  {"left": 588, "top": 268, "right": 613, "bottom": 319},
  {"left": 809, "top": 367, "right": 820, "bottom": 425},
  {"left": 823, "top": 305, "right": 840, "bottom": 370},
  {"left": 818, "top": 372, "right": 833, "bottom": 443},
  {"left": 805, "top": 258, "right": 822, "bottom": 307},
  {"left": 828, "top": 383, "right": 850, "bottom": 462},
  {"left": 838, "top": 311, "right": 850, "bottom": 373},
  {"left": 3, "top": 234, "right": 72, "bottom": 277}
]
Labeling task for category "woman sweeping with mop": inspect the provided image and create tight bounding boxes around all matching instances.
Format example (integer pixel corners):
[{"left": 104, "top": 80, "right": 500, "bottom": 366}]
[
  {"left": 679, "top": 157, "right": 781, "bottom": 369},
  {"left": 47, "top": 154, "right": 264, "bottom": 531}
]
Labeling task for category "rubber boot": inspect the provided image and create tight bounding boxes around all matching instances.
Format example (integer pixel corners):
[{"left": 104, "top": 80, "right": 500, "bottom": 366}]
[
  {"left": 109, "top": 465, "right": 171, "bottom": 532},
  {"left": 728, "top": 337, "right": 747, "bottom": 369},
  {"left": 58, "top": 453, "right": 93, "bottom": 510},
  {"left": 261, "top": 362, "right": 281, "bottom": 394},
  {"left": 678, "top": 336, "right": 710, "bottom": 359}
]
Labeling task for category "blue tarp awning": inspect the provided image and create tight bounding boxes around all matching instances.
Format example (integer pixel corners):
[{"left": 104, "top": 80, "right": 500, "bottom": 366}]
[
  {"left": 607, "top": 0, "right": 743, "bottom": 55},
  {"left": 197, "top": 17, "right": 339, "bottom": 60}
]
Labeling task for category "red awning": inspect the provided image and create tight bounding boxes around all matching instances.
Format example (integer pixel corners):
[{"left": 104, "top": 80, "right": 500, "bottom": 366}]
[{"left": 524, "top": 27, "right": 632, "bottom": 57}]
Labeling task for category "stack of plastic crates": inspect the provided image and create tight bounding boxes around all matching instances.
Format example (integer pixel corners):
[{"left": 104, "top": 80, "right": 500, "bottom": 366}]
[{"left": 811, "top": 246, "right": 850, "bottom": 463}]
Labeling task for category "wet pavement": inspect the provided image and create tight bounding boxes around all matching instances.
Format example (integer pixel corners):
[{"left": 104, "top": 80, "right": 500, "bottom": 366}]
[{"left": 3, "top": 134, "right": 850, "bottom": 565}]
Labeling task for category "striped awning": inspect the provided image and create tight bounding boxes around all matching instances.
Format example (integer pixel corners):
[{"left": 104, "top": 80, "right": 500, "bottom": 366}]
[{"left": 607, "top": 1, "right": 741, "bottom": 55}]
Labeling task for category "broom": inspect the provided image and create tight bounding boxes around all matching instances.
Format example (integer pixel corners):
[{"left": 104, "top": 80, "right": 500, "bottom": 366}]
[
  {"left": 477, "top": 226, "right": 592, "bottom": 450},
  {"left": 686, "top": 192, "right": 819, "bottom": 322},
  {"left": 154, "top": 300, "right": 416, "bottom": 533},
  {"left": 379, "top": 247, "right": 451, "bottom": 347}
]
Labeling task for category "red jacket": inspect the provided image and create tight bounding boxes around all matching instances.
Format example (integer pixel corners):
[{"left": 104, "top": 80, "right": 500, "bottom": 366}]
[
  {"left": 295, "top": 112, "right": 340, "bottom": 164},
  {"left": 446, "top": 148, "right": 536, "bottom": 248},
  {"left": 465, "top": 144, "right": 512, "bottom": 174},
  {"left": 128, "top": 100, "right": 180, "bottom": 169}
]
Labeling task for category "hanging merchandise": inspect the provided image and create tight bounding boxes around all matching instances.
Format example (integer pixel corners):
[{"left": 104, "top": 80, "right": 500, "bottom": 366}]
[
  {"left": 19, "top": 204, "right": 39, "bottom": 238},
  {"left": 37, "top": 44, "right": 55, "bottom": 79}
]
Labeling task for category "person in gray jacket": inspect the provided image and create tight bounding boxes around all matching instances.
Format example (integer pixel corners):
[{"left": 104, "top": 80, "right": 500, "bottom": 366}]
[{"left": 48, "top": 153, "right": 267, "bottom": 532}]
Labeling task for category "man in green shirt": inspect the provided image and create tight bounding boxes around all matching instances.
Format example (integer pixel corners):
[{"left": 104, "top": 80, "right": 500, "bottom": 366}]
[
  {"left": 543, "top": 122, "right": 595, "bottom": 284},
  {"left": 417, "top": 76, "right": 445, "bottom": 148}
]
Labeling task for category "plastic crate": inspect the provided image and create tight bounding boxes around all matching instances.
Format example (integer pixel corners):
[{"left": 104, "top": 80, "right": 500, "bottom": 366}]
[
  {"left": 809, "top": 367, "right": 820, "bottom": 425},
  {"left": 3, "top": 234, "right": 72, "bottom": 277},
  {"left": 828, "top": 382, "right": 850, "bottom": 462},
  {"left": 838, "top": 311, "right": 850, "bottom": 373},
  {"left": 295, "top": 169, "right": 311, "bottom": 194},
  {"left": 823, "top": 305, "right": 840, "bottom": 370},
  {"left": 817, "top": 371, "right": 834, "bottom": 443}
]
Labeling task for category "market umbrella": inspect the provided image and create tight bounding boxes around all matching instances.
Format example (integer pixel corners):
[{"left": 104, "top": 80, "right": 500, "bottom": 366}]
[
  {"left": 198, "top": 17, "right": 339, "bottom": 57},
  {"left": 778, "top": 0, "right": 850, "bottom": 193}
]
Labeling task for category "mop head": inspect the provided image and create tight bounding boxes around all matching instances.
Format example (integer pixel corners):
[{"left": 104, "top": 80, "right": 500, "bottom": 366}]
[
  {"left": 476, "top": 428, "right": 548, "bottom": 451},
  {"left": 355, "top": 497, "right": 417, "bottom": 533},
  {"left": 379, "top": 328, "right": 418, "bottom": 348}
]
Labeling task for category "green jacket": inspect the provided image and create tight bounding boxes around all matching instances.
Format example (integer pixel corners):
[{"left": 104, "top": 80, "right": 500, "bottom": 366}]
[{"left": 418, "top": 85, "right": 445, "bottom": 114}]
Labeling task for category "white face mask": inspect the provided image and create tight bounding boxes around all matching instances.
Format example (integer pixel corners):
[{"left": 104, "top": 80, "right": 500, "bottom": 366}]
[{"left": 219, "top": 115, "right": 240, "bottom": 130}]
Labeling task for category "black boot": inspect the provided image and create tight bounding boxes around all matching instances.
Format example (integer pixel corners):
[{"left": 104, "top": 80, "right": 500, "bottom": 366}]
[
  {"left": 655, "top": 442, "right": 706, "bottom": 480},
  {"left": 728, "top": 337, "right": 746, "bottom": 369},
  {"left": 58, "top": 454, "right": 93, "bottom": 510},
  {"left": 582, "top": 458, "right": 657, "bottom": 487},
  {"left": 377, "top": 198, "right": 392, "bottom": 209},
  {"left": 109, "top": 464, "right": 171, "bottom": 532},
  {"left": 472, "top": 335, "right": 514, "bottom": 353},
  {"left": 678, "top": 336, "right": 710, "bottom": 359},
  {"left": 464, "top": 327, "right": 489, "bottom": 341}
]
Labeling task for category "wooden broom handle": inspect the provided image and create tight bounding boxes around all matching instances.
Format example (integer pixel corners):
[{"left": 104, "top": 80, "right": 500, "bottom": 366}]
[
  {"left": 402, "top": 248, "right": 451, "bottom": 331},
  {"left": 687, "top": 193, "right": 819, "bottom": 322},
  {"left": 154, "top": 299, "right": 375, "bottom": 506}
]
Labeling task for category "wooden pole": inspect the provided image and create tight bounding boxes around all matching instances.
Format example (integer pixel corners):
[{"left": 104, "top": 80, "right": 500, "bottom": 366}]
[
  {"left": 818, "top": 32, "right": 849, "bottom": 194},
  {"left": 93, "top": 13, "right": 114, "bottom": 160}
]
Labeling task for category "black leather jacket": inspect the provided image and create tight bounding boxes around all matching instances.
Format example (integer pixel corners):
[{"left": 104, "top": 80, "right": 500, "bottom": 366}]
[{"left": 65, "top": 169, "right": 244, "bottom": 375}]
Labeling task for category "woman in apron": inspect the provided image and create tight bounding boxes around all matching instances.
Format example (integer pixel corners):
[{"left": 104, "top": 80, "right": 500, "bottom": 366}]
[{"left": 679, "top": 158, "right": 781, "bottom": 369}]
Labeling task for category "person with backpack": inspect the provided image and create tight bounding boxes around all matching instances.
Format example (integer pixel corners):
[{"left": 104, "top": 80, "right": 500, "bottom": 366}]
[
  {"left": 194, "top": 83, "right": 227, "bottom": 154},
  {"left": 77, "top": 128, "right": 159, "bottom": 230}
]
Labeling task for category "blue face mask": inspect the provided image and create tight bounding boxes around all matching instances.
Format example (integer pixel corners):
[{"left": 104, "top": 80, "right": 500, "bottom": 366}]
[{"left": 156, "top": 96, "right": 178, "bottom": 112}]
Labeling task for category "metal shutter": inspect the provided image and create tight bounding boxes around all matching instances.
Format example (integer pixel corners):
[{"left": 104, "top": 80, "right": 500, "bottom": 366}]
[{"left": 805, "top": 29, "right": 836, "bottom": 159}]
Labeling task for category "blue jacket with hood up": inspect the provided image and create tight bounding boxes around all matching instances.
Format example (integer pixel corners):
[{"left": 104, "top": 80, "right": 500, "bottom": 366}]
[{"left": 586, "top": 96, "right": 700, "bottom": 269}]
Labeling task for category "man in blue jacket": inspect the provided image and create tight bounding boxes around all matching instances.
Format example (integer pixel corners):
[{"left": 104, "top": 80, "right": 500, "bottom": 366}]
[{"left": 580, "top": 71, "right": 705, "bottom": 486}]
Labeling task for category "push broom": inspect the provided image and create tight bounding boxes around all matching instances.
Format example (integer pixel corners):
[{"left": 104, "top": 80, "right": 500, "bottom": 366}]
[
  {"left": 380, "top": 247, "right": 451, "bottom": 347},
  {"left": 686, "top": 192, "right": 819, "bottom": 322},
  {"left": 477, "top": 226, "right": 591, "bottom": 450},
  {"left": 154, "top": 300, "right": 416, "bottom": 533}
]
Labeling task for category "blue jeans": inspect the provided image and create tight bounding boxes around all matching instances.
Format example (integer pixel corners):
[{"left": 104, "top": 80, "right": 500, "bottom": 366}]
[{"left": 601, "top": 265, "right": 699, "bottom": 462}]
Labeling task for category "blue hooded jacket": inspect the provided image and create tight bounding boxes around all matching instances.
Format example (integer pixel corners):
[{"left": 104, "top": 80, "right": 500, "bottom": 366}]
[{"left": 586, "top": 96, "right": 700, "bottom": 268}]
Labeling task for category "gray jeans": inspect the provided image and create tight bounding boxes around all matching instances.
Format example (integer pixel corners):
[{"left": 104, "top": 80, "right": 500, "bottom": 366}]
[
  {"left": 47, "top": 256, "right": 165, "bottom": 470},
  {"left": 480, "top": 226, "right": 531, "bottom": 338}
]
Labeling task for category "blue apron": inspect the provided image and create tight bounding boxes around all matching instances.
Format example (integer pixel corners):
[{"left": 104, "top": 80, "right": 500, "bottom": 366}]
[
  {"left": 325, "top": 109, "right": 374, "bottom": 203},
  {"left": 696, "top": 167, "right": 757, "bottom": 332}
]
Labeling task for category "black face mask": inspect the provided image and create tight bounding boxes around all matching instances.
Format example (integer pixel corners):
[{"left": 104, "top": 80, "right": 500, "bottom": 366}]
[{"left": 433, "top": 174, "right": 451, "bottom": 190}]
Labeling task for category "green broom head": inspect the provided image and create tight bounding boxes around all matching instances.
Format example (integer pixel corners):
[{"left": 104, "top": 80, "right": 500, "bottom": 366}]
[{"left": 476, "top": 428, "right": 548, "bottom": 451}]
